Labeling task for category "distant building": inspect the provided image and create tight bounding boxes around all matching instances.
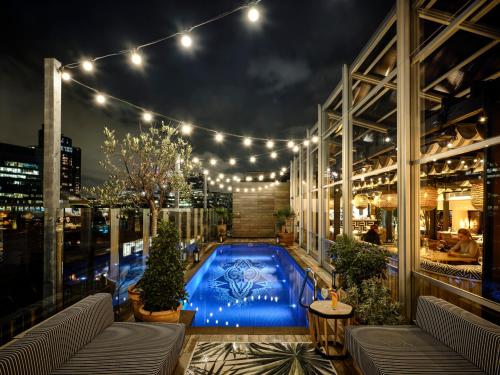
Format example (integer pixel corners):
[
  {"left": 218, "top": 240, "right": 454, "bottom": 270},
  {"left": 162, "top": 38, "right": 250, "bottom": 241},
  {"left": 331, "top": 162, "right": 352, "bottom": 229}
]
[
  {"left": 38, "top": 126, "right": 81, "bottom": 197},
  {"left": 0, "top": 143, "right": 42, "bottom": 212}
]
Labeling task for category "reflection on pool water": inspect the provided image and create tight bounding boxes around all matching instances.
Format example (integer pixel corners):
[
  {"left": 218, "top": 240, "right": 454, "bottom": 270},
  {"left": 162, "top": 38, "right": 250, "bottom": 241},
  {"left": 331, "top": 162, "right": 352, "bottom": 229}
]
[{"left": 184, "top": 243, "right": 314, "bottom": 327}]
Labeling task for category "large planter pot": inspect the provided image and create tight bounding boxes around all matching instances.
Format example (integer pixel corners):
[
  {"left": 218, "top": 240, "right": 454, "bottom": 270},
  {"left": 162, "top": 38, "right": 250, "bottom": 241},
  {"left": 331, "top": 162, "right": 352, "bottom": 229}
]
[
  {"left": 278, "top": 232, "right": 294, "bottom": 246},
  {"left": 127, "top": 284, "right": 143, "bottom": 318},
  {"left": 136, "top": 304, "right": 181, "bottom": 323}
]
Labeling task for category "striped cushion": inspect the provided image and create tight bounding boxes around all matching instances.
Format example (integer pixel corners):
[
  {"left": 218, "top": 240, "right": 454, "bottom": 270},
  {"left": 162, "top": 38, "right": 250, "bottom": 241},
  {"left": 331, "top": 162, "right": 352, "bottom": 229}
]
[
  {"left": 0, "top": 335, "right": 52, "bottom": 375},
  {"left": 50, "top": 322, "right": 185, "bottom": 375},
  {"left": 26, "top": 293, "right": 114, "bottom": 369},
  {"left": 345, "top": 325, "right": 485, "bottom": 375},
  {"left": 416, "top": 296, "right": 500, "bottom": 375}
]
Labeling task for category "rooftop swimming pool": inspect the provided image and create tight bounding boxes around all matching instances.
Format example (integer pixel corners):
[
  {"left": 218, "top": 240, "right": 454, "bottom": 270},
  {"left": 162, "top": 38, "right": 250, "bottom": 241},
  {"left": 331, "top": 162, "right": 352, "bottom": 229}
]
[{"left": 184, "top": 243, "right": 314, "bottom": 327}]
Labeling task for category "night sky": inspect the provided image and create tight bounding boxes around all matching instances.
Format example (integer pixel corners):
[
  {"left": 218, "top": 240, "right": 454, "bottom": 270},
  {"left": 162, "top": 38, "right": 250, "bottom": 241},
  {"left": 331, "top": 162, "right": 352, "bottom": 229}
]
[{"left": 1, "top": 0, "right": 393, "bottom": 186}]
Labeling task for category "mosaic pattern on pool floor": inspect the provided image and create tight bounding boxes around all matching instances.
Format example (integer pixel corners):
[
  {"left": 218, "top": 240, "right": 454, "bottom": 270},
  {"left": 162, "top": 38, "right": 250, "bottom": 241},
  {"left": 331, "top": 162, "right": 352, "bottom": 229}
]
[{"left": 186, "top": 341, "right": 337, "bottom": 375}]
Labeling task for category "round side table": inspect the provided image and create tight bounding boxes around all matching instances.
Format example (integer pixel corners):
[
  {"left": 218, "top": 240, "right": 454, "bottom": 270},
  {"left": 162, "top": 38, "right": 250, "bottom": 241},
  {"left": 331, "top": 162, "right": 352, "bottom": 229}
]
[{"left": 308, "top": 300, "right": 354, "bottom": 359}]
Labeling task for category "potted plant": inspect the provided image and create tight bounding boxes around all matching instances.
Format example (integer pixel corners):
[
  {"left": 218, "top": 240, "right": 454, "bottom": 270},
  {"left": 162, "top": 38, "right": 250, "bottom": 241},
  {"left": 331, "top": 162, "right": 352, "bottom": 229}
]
[
  {"left": 329, "top": 235, "right": 404, "bottom": 324},
  {"left": 215, "top": 207, "right": 228, "bottom": 240},
  {"left": 136, "top": 220, "right": 187, "bottom": 323},
  {"left": 274, "top": 207, "right": 295, "bottom": 245},
  {"left": 127, "top": 280, "right": 143, "bottom": 318}
]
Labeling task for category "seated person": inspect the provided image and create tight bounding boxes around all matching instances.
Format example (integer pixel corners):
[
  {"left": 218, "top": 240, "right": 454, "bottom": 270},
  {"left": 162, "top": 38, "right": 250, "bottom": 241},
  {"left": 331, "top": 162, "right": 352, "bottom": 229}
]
[
  {"left": 363, "top": 224, "right": 381, "bottom": 245},
  {"left": 447, "top": 228, "right": 479, "bottom": 260}
]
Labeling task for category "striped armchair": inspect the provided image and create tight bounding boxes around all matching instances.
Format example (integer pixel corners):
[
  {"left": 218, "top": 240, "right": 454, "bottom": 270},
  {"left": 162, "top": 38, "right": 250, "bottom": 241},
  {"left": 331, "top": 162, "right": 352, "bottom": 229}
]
[
  {"left": 345, "top": 296, "right": 499, "bottom": 375},
  {"left": 0, "top": 293, "right": 185, "bottom": 375}
]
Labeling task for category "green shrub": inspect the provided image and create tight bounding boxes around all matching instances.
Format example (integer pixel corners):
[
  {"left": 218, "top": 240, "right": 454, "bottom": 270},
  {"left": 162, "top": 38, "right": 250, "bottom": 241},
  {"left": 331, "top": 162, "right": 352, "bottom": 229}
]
[
  {"left": 140, "top": 220, "right": 187, "bottom": 311},
  {"left": 329, "top": 235, "right": 388, "bottom": 289},
  {"left": 343, "top": 278, "right": 405, "bottom": 325}
]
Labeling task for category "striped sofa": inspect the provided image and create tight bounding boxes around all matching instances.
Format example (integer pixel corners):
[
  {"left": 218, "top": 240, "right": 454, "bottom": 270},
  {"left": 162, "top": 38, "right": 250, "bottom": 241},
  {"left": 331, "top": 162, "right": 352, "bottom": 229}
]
[
  {"left": 345, "top": 296, "right": 500, "bottom": 375},
  {"left": 0, "top": 293, "right": 185, "bottom": 375}
]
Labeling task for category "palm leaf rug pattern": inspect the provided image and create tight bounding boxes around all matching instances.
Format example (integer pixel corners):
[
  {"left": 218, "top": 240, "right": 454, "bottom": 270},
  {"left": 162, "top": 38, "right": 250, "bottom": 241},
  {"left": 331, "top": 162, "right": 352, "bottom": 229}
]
[{"left": 186, "top": 342, "right": 337, "bottom": 375}]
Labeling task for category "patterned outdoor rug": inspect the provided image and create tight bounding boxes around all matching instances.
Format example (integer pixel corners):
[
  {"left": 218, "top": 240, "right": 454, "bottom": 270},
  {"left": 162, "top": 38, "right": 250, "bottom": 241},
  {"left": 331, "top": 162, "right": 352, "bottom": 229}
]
[{"left": 186, "top": 342, "right": 337, "bottom": 374}]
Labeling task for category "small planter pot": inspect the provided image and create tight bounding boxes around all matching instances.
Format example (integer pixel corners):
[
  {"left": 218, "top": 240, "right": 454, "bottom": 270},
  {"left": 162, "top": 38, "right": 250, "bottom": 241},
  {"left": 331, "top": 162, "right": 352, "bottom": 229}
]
[
  {"left": 127, "top": 284, "right": 143, "bottom": 318},
  {"left": 278, "top": 232, "right": 294, "bottom": 246},
  {"left": 136, "top": 305, "right": 182, "bottom": 323}
]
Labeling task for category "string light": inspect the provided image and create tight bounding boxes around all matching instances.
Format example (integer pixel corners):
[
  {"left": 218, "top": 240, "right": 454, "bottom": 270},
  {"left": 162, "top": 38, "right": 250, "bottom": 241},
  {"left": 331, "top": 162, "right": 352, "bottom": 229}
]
[
  {"left": 210, "top": 180, "right": 215, "bottom": 186},
  {"left": 247, "top": 6, "right": 260, "bottom": 22},
  {"left": 210, "top": 158, "right": 217, "bottom": 166},
  {"left": 218, "top": 173, "right": 224, "bottom": 179},
  {"left": 279, "top": 171, "right": 284, "bottom": 176},
  {"left": 130, "top": 50, "right": 143, "bottom": 65},
  {"left": 215, "top": 133, "right": 224, "bottom": 143},
  {"left": 249, "top": 156, "right": 256, "bottom": 163},
  {"left": 225, "top": 178, "right": 230, "bottom": 183},
  {"left": 142, "top": 112, "right": 153, "bottom": 122},
  {"left": 287, "top": 140, "right": 295, "bottom": 148},
  {"left": 95, "top": 93, "right": 106, "bottom": 105},
  {"left": 61, "top": 71, "right": 71, "bottom": 81},
  {"left": 303, "top": 140, "right": 310, "bottom": 147},
  {"left": 243, "top": 137, "right": 252, "bottom": 147},
  {"left": 258, "top": 174, "right": 264, "bottom": 181},
  {"left": 203, "top": 169, "right": 209, "bottom": 175},
  {"left": 293, "top": 145, "right": 299, "bottom": 153},
  {"left": 281, "top": 167, "right": 286, "bottom": 172},
  {"left": 192, "top": 156, "right": 200, "bottom": 164},
  {"left": 266, "top": 140, "right": 274, "bottom": 149},
  {"left": 180, "top": 34, "right": 193, "bottom": 48},
  {"left": 219, "top": 184, "right": 224, "bottom": 189},
  {"left": 312, "top": 135, "right": 319, "bottom": 144},
  {"left": 270, "top": 172, "right": 276, "bottom": 178},
  {"left": 181, "top": 123, "right": 193, "bottom": 135},
  {"left": 81, "top": 60, "right": 94, "bottom": 72},
  {"left": 270, "top": 151, "right": 277, "bottom": 159},
  {"left": 236, "top": 188, "right": 240, "bottom": 192},
  {"left": 229, "top": 158, "right": 236, "bottom": 166},
  {"left": 228, "top": 186, "right": 232, "bottom": 191}
]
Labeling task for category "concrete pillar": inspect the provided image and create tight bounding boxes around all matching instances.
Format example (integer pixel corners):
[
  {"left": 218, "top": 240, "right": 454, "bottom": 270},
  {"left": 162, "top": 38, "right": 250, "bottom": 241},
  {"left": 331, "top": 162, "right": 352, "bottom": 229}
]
[
  {"left": 109, "top": 208, "right": 120, "bottom": 281},
  {"left": 43, "top": 58, "right": 62, "bottom": 303}
]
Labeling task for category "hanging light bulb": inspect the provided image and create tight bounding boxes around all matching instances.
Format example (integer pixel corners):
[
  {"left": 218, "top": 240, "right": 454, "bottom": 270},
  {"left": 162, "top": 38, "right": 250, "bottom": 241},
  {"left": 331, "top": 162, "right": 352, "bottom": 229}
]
[
  {"left": 219, "top": 184, "right": 224, "bottom": 189},
  {"left": 270, "top": 172, "right": 276, "bottom": 179},
  {"left": 181, "top": 123, "right": 193, "bottom": 135},
  {"left": 229, "top": 158, "right": 236, "bottom": 166},
  {"left": 247, "top": 6, "right": 260, "bottom": 22},
  {"left": 303, "top": 140, "right": 310, "bottom": 147},
  {"left": 293, "top": 145, "right": 299, "bottom": 153},
  {"left": 209, "top": 158, "right": 217, "bottom": 166},
  {"left": 236, "top": 188, "right": 240, "bottom": 192},
  {"left": 228, "top": 186, "right": 232, "bottom": 191},
  {"left": 281, "top": 167, "right": 287, "bottom": 172},
  {"left": 180, "top": 34, "right": 193, "bottom": 48},
  {"left": 142, "top": 112, "right": 153, "bottom": 122},
  {"left": 287, "top": 140, "right": 295, "bottom": 149},
  {"left": 258, "top": 174, "right": 264, "bottom": 181},
  {"left": 243, "top": 137, "right": 252, "bottom": 147},
  {"left": 270, "top": 151, "right": 277, "bottom": 159},
  {"left": 246, "top": 176, "right": 253, "bottom": 182},
  {"left": 225, "top": 178, "right": 230, "bottom": 183},
  {"left": 215, "top": 133, "right": 224, "bottom": 143},
  {"left": 192, "top": 157, "right": 200, "bottom": 164},
  {"left": 95, "top": 93, "right": 106, "bottom": 105},
  {"left": 130, "top": 50, "right": 143, "bottom": 65},
  {"left": 210, "top": 180, "right": 215, "bottom": 186},
  {"left": 279, "top": 171, "right": 284, "bottom": 176},
  {"left": 266, "top": 140, "right": 275, "bottom": 149},
  {"left": 203, "top": 169, "right": 209, "bottom": 175},
  {"left": 219, "top": 173, "right": 224, "bottom": 179},
  {"left": 81, "top": 60, "right": 94, "bottom": 72},
  {"left": 249, "top": 156, "right": 256, "bottom": 163},
  {"left": 61, "top": 71, "right": 71, "bottom": 81},
  {"left": 312, "top": 135, "right": 319, "bottom": 143}
]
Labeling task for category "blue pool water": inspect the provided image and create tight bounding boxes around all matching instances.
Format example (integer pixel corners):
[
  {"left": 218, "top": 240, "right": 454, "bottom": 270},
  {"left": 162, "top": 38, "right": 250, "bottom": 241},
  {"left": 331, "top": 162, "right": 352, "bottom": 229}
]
[{"left": 184, "top": 243, "right": 314, "bottom": 327}]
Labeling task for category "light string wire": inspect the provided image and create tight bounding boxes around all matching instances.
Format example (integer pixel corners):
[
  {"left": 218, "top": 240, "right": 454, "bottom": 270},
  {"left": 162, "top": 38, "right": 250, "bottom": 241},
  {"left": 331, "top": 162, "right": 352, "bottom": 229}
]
[
  {"left": 62, "top": 0, "right": 261, "bottom": 69},
  {"left": 70, "top": 77, "right": 303, "bottom": 143}
]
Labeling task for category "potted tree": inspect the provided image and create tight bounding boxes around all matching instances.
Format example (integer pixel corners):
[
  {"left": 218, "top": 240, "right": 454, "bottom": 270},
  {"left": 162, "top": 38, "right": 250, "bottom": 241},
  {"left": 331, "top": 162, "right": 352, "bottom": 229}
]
[
  {"left": 274, "top": 207, "right": 295, "bottom": 246},
  {"left": 136, "top": 220, "right": 187, "bottom": 323},
  {"left": 215, "top": 207, "right": 228, "bottom": 241}
]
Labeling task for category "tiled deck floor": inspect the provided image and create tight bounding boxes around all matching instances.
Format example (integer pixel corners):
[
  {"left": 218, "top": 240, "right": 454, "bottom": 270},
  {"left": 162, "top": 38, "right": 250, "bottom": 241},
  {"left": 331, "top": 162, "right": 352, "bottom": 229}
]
[{"left": 173, "top": 239, "right": 359, "bottom": 375}]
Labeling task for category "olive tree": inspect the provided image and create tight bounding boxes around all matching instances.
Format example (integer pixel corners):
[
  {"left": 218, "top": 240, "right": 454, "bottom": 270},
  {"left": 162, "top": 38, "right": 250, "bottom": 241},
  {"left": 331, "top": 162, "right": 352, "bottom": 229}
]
[{"left": 99, "top": 124, "right": 193, "bottom": 236}]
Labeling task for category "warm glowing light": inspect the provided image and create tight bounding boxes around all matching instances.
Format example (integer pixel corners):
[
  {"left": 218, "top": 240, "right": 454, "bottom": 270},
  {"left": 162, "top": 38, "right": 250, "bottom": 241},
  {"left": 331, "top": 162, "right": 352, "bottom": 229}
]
[
  {"left": 270, "top": 151, "right": 277, "bottom": 159},
  {"left": 264, "top": 185, "right": 268, "bottom": 189},
  {"left": 203, "top": 169, "right": 209, "bottom": 175},
  {"left": 210, "top": 158, "right": 217, "bottom": 166},
  {"left": 95, "top": 93, "right": 106, "bottom": 105},
  {"left": 247, "top": 6, "right": 260, "bottom": 22},
  {"left": 251, "top": 188, "right": 255, "bottom": 192},
  {"left": 385, "top": 137, "right": 391, "bottom": 143},
  {"left": 293, "top": 145, "right": 299, "bottom": 153},
  {"left": 228, "top": 186, "right": 232, "bottom": 191},
  {"left": 447, "top": 142, "right": 453, "bottom": 148},
  {"left": 82, "top": 60, "right": 94, "bottom": 72},
  {"left": 130, "top": 50, "right": 142, "bottom": 65},
  {"left": 479, "top": 116, "right": 487, "bottom": 123},
  {"left": 229, "top": 158, "right": 236, "bottom": 166},
  {"left": 215, "top": 133, "right": 224, "bottom": 143},
  {"left": 258, "top": 174, "right": 264, "bottom": 181},
  {"left": 61, "top": 71, "right": 71, "bottom": 81},
  {"left": 243, "top": 137, "right": 252, "bottom": 147},
  {"left": 218, "top": 173, "right": 224, "bottom": 179},
  {"left": 312, "top": 135, "right": 319, "bottom": 143},
  {"left": 219, "top": 184, "right": 224, "bottom": 189},
  {"left": 303, "top": 140, "right": 310, "bottom": 147},
  {"left": 142, "top": 112, "right": 153, "bottom": 122},
  {"left": 180, "top": 34, "right": 192, "bottom": 48},
  {"left": 249, "top": 156, "right": 256, "bottom": 163},
  {"left": 279, "top": 171, "right": 284, "bottom": 176},
  {"left": 244, "top": 188, "right": 248, "bottom": 192},
  {"left": 287, "top": 140, "right": 295, "bottom": 148},
  {"left": 270, "top": 172, "right": 276, "bottom": 178},
  {"left": 258, "top": 187, "right": 262, "bottom": 191},
  {"left": 181, "top": 123, "right": 193, "bottom": 135},
  {"left": 266, "top": 140, "right": 274, "bottom": 149},
  {"left": 192, "top": 157, "right": 200, "bottom": 164},
  {"left": 246, "top": 176, "right": 253, "bottom": 182},
  {"left": 236, "top": 188, "right": 240, "bottom": 192},
  {"left": 225, "top": 178, "right": 230, "bottom": 183},
  {"left": 210, "top": 180, "right": 215, "bottom": 186},
  {"left": 281, "top": 167, "right": 286, "bottom": 172}
]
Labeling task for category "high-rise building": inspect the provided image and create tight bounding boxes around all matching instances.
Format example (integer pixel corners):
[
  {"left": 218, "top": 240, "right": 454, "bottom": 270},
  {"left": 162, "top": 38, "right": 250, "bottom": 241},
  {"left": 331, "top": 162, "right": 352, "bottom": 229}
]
[
  {"left": 0, "top": 143, "right": 42, "bottom": 211},
  {"left": 38, "top": 126, "right": 82, "bottom": 197}
]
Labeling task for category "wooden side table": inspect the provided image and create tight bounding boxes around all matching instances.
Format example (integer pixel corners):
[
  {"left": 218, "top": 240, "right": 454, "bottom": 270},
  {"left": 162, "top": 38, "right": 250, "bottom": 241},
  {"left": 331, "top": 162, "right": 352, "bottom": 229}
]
[{"left": 308, "top": 300, "right": 354, "bottom": 359}]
